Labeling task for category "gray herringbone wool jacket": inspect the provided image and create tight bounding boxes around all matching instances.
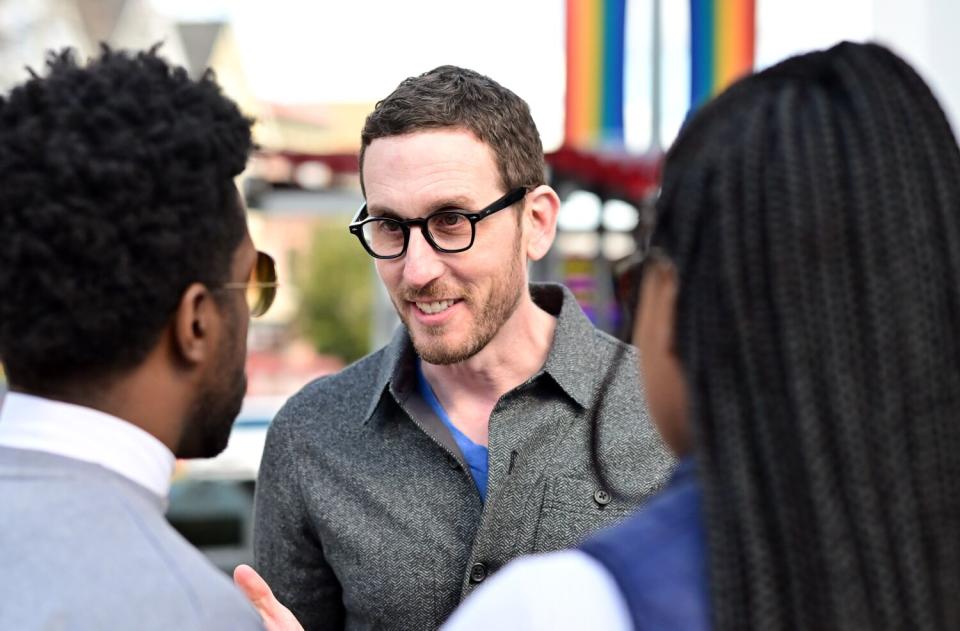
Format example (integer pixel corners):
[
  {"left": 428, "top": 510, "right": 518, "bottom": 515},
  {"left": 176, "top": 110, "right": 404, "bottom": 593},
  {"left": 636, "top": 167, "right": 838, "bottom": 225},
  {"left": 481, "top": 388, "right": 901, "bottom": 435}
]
[{"left": 254, "top": 283, "right": 674, "bottom": 630}]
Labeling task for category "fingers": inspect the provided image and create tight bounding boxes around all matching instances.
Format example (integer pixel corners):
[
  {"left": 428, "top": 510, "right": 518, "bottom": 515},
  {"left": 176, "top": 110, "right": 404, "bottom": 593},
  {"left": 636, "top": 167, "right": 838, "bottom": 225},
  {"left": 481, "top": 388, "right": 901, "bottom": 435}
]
[
  {"left": 234, "top": 563, "right": 274, "bottom": 605},
  {"left": 233, "top": 564, "right": 305, "bottom": 631}
]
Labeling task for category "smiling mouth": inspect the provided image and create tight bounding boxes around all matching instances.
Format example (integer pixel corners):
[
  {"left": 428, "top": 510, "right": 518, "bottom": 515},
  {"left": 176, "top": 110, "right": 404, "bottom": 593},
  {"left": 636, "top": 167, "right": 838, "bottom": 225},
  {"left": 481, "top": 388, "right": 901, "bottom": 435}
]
[{"left": 414, "top": 299, "right": 458, "bottom": 315}]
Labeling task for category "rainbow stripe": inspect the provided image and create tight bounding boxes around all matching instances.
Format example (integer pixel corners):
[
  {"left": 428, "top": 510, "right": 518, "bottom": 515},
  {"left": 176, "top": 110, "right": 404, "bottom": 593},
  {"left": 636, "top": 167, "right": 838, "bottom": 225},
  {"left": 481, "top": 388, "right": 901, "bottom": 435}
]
[
  {"left": 565, "top": 0, "right": 627, "bottom": 149},
  {"left": 690, "top": 0, "right": 755, "bottom": 111}
]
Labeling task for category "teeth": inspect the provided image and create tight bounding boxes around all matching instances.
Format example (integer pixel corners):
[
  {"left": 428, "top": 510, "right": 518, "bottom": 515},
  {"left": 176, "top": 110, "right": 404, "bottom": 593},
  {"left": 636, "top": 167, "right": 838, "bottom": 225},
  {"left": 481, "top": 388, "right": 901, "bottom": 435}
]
[{"left": 416, "top": 299, "right": 455, "bottom": 314}]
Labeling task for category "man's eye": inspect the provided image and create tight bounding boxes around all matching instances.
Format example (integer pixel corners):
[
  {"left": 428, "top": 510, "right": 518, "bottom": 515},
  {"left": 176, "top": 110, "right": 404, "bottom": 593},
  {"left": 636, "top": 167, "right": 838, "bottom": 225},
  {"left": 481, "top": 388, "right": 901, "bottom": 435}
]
[{"left": 433, "top": 213, "right": 466, "bottom": 229}]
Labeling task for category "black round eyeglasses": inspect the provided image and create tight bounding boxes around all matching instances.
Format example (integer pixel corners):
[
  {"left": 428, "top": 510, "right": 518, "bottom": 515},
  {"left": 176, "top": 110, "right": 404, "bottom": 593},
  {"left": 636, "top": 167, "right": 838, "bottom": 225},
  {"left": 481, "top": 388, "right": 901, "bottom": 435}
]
[{"left": 348, "top": 187, "right": 528, "bottom": 259}]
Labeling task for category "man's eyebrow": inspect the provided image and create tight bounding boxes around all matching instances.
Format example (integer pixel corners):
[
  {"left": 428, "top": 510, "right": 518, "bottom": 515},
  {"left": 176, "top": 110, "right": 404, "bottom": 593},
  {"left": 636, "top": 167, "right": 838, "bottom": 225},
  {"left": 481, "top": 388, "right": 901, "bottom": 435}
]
[
  {"left": 427, "top": 196, "right": 476, "bottom": 213},
  {"left": 366, "top": 206, "right": 403, "bottom": 220},
  {"left": 367, "top": 196, "right": 478, "bottom": 219}
]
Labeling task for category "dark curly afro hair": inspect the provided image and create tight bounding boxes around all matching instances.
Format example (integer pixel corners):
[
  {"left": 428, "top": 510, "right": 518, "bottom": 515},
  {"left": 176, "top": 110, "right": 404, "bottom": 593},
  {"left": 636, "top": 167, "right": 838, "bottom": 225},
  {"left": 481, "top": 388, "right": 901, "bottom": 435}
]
[{"left": 0, "top": 46, "right": 254, "bottom": 391}]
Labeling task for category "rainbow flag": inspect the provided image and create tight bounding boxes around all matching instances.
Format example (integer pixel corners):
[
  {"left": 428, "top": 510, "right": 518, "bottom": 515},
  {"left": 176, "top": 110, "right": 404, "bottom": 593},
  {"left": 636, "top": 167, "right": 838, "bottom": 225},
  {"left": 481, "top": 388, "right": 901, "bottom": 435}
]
[
  {"left": 565, "top": 0, "right": 627, "bottom": 149},
  {"left": 690, "top": 0, "right": 755, "bottom": 111}
]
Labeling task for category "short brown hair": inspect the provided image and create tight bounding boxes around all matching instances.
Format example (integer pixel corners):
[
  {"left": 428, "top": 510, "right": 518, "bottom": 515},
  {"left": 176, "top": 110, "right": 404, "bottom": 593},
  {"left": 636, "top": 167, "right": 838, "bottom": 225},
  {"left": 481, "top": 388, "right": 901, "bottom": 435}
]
[{"left": 359, "top": 65, "right": 546, "bottom": 195}]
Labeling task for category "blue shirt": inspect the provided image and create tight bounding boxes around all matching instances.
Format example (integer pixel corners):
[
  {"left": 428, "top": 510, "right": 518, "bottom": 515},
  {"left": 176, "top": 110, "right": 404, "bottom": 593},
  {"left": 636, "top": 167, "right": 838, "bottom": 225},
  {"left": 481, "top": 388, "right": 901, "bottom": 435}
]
[
  {"left": 580, "top": 457, "right": 708, "bottom": 630},
  {"left": 416, "top": 361, "right": 489, "bottom": 501}
]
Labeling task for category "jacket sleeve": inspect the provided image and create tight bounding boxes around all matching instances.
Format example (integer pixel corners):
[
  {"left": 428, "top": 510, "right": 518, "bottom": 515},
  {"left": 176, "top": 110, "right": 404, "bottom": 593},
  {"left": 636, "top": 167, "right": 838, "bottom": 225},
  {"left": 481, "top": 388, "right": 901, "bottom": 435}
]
[{"left": 254, "top": 410, "right": 345, "bottom": 631}]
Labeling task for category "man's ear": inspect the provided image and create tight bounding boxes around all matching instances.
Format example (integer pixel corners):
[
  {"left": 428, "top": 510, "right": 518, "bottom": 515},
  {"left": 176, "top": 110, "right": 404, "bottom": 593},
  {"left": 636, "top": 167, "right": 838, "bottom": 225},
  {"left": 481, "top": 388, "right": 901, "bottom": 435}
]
[
  {"left": 172, "top": 283, "right": 217, "bottom": 367},
  {"left": 523, "top": 184, "right": 560, "bottom": 262}
]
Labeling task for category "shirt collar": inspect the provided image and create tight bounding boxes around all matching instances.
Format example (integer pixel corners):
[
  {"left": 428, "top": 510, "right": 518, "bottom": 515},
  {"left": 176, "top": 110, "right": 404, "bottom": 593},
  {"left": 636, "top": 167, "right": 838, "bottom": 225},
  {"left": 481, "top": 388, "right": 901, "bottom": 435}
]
[
  {"left": 361, "top": 324, "right": 418, "bottom": 424},
  {"left": 0, "top": 392, "right": 176, "bottom": 499},
  {"left": 534, "top": 282, "right": 611, "bottom": 409},
  {"left": 361, "top": 282, "right": 613, "bottom": 423}
]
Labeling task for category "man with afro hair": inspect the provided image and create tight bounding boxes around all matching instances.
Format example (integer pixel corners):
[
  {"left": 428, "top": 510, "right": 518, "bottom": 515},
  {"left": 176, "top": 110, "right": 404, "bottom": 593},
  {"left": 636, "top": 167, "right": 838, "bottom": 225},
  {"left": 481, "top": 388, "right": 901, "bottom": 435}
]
[{"left": 0, "top": 46, "right": 270, "bottom": 630}]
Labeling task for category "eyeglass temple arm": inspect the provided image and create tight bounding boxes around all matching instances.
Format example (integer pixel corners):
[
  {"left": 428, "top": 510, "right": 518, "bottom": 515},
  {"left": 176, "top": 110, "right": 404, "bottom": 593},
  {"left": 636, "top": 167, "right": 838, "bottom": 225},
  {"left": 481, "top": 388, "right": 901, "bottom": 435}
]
[
  {"left": 220, "top": 281, "right": 279, "bottom": 289},
  {"left": 350, "top": 203, "right": 369, "bottom": 225}
]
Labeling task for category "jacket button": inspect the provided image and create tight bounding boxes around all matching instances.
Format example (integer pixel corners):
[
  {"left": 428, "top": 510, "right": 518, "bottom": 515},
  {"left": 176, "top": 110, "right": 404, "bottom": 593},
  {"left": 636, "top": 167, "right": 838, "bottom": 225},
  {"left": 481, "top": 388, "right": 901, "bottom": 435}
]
[
  {"left": 594, "top": 489, "right": 611, "bottom": 506},
  {"left": 469, "top": 562, "right": 488, "bottom": 583}
]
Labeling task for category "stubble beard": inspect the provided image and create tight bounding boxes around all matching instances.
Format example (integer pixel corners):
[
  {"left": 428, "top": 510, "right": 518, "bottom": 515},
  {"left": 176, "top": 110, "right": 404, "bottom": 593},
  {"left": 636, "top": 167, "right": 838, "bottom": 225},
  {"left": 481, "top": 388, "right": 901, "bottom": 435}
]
[
  {"left": 396, "top": 246, "right": 527, "bottom": 366},
  {"left": 175, "top": 317, "right": 248, "bottom": 459}
]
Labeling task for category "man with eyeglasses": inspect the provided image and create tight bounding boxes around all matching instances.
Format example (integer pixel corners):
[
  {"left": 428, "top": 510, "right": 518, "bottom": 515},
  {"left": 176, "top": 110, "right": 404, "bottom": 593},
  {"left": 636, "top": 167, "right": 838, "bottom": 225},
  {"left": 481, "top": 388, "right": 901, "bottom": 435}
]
[
  {"left": 248, "top": 65, "right": 673, "bottom": 630},
  {"left": 0, "top": 47, "right": 275, "bottom": 629}
]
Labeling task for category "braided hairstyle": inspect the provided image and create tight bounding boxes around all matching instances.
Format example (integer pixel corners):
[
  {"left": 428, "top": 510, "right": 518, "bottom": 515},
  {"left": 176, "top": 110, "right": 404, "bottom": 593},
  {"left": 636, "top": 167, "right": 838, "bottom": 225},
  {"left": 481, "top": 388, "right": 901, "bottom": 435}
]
[{"left": 650, "top": 41, "right": 960, "bottom": 630}]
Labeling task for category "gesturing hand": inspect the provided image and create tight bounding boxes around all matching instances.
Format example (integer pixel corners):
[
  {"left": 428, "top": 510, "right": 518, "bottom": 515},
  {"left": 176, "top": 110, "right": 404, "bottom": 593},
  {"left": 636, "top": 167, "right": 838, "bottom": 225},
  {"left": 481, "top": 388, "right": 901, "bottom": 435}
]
[{"left": 234, "top": 564, "right": 305, "bottom": 631}]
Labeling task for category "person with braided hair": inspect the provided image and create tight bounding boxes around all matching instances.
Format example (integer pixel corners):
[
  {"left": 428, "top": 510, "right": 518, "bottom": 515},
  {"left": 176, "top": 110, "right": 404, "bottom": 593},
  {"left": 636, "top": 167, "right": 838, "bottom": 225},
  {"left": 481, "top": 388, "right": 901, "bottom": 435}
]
[{"left": 440, "top": 40, "right": 960, "bottom": 630}]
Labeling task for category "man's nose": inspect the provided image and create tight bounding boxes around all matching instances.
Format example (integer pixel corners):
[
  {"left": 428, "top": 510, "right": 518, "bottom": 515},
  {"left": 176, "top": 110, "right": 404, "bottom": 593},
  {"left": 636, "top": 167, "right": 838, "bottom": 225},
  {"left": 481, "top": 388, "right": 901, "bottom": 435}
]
[{"left": 400, "top": 226, "right": 444, "bottom": 287}]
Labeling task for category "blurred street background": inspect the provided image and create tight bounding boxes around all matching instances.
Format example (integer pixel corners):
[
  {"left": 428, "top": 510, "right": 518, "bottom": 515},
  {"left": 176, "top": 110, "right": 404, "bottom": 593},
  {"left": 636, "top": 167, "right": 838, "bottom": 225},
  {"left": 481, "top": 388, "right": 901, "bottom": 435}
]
[{"left": 1, "top": 0, "right": 958, "bottom": 573}]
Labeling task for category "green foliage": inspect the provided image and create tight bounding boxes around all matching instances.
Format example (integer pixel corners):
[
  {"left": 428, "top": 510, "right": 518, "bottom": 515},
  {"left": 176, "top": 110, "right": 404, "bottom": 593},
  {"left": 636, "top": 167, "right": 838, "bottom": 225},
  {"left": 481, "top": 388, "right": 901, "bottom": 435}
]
[{"left": 297, "top": 220, "right": 374, "bottom": 363}]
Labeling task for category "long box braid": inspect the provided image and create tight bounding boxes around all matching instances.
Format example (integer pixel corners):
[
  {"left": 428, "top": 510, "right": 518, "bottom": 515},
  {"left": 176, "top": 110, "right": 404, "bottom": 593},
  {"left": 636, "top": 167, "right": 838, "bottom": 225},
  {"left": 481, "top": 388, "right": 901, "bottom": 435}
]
[{"left": 591, "top": 41, "right": 960, "bottom": 631}]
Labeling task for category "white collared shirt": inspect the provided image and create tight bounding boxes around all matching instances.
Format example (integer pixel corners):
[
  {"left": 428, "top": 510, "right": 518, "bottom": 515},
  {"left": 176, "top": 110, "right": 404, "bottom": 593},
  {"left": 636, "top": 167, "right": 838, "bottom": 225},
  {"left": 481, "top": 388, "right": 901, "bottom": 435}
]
[{"left": 0, "top": 392, "right": 175, "bottom": 498}]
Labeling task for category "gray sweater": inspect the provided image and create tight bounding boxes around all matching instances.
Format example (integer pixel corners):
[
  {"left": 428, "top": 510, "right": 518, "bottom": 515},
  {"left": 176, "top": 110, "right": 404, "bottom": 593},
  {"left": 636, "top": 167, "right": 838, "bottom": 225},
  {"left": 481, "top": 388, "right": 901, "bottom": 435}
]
[
  {"left": 0, "top": 446, "right": 263, "bottom": 630},
  {"left": 254, "top": 283, "right": 674, "bottom": 630}
]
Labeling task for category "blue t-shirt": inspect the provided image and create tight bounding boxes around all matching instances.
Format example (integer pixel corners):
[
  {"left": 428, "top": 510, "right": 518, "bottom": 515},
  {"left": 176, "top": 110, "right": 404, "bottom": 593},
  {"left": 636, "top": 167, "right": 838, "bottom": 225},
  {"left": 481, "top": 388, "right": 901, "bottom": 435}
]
[{"left": 416, "top": 361, "right": 489, "bottom": 501}]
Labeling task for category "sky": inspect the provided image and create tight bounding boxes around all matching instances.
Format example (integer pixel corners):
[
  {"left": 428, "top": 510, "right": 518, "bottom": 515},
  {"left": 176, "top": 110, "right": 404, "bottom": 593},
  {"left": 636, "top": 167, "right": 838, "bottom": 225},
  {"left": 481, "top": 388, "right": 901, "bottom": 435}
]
[{"left": 150, "top": 0, "right": 875, "bottom": 151}]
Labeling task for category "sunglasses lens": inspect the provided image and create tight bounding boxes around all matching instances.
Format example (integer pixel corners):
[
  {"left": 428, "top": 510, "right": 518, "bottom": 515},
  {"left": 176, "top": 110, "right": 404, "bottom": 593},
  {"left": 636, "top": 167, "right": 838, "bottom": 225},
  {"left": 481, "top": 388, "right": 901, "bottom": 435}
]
[{"left": 248, "top": 251, "right": 277, "bottom": 317}]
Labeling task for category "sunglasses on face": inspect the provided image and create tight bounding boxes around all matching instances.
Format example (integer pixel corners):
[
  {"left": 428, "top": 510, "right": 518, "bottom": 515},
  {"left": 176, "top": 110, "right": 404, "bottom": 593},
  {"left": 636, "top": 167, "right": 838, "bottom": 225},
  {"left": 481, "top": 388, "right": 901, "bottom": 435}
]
[
  {"left": 613, "top": 251, "right": 646, "bottom": 343},
  {"left": 218, "top": 250, "right": 279, "bottom": 317},
  {"left": 612, "top": 247, "right": 672, "bottom": 343}
]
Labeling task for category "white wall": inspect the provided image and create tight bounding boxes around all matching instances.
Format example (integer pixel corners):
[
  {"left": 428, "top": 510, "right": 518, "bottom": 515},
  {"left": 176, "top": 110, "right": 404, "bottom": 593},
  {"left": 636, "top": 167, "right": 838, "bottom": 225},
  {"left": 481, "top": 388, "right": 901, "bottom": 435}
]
[
  {"left": 756, "top": 0, "right": 960, "bottom": 136},
  {"left": 873, "top": 0, "right": 960, "bottom": 133}
]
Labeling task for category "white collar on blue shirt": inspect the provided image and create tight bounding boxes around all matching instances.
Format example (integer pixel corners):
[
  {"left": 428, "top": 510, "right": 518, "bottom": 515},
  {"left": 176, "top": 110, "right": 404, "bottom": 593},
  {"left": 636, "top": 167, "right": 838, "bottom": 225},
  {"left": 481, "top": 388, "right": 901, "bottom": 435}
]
[{"left": 0, "top": 391, "right": 175, "bottom": 499}]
